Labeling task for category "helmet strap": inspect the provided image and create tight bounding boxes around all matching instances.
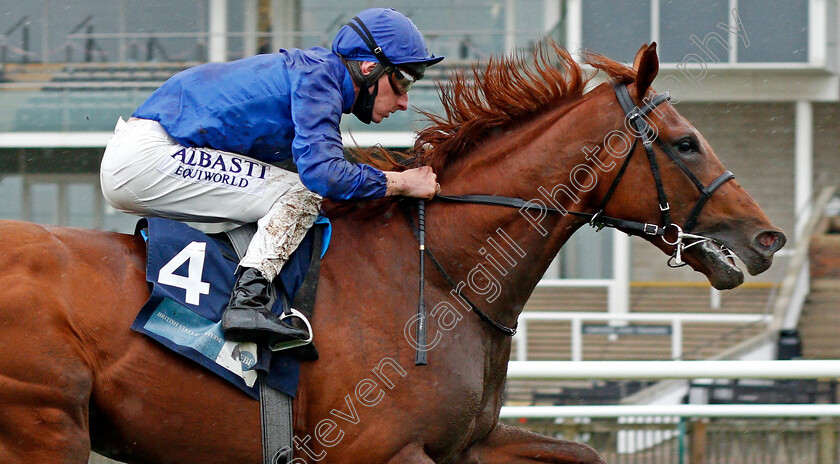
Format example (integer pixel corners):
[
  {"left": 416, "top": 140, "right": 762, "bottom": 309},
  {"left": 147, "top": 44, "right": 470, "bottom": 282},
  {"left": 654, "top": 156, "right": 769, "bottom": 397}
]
[
  {"left": 345, "top": 60, "right": 386, "bottom": 125},
  {"left": 353, "top": 78, "right": 379, "bottom": 124},
  {"left": 346, "top": 16, "right": 397, "bottom": 69}
]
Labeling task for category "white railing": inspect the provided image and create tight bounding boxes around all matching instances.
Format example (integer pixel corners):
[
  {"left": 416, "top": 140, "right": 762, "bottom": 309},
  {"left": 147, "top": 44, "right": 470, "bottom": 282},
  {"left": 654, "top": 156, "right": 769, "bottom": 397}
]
[
  {"left": 512, "top": 312, "right": 770, "bottom": 362},
  {"left": 506, "top": 359, "right": 840, "bottom": 379},
  {"left": 500, "top": 404, "right": 840, "bottom": 418},
  {"left": 501, "top": 359, "right": 840, "bottom": 418}
]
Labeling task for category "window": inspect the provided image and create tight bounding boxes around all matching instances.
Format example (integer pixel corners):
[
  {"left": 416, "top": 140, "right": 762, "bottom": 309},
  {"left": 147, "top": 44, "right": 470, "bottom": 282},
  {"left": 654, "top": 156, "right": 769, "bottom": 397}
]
[
  {"left": 0, "top": 176, "right": 24, "bottom": 219},
  {"left": 0, "top": 0, "right": 207, "bottom": 64},
  {"left": 300, "top": 0, "right": 546, "bottom": 60},
  {"left": 659, "top": 1, "right": 729, "bottom": 63},
  {"left": 29, "top": 182, "right": 59, "bottom": 225},
  {"left": 581, "top": 0, "right": 651, "bottom": 64},
  {"left": 582, "top": 0, "right": 810, "bottom": 65},
  {"left": 737, "top": 0, "right": 808, "bottom": 62},
  {"left": 0, "top": 148, "right": 136, "bottom": 233}
]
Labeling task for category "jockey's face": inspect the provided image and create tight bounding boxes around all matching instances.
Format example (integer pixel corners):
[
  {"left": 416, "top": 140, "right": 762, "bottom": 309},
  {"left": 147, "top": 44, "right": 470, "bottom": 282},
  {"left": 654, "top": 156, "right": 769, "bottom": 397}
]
[{"left": 360, "top": 61, "right": 409, "bottom": 124}]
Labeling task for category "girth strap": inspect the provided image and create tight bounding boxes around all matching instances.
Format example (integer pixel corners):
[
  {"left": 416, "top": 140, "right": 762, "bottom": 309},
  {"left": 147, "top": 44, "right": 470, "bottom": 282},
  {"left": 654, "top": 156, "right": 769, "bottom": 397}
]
[
  {"left": 260, "top": 375, "right": 294, "bottom": 464},
  {"left": 225, "top": 224, "right": 295, "bottom": 464}
]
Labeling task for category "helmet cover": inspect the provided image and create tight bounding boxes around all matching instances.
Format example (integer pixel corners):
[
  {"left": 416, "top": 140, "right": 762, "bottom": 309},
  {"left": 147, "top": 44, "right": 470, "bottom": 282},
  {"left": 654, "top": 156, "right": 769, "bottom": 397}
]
[{"left": 332, "top": 8, "right": 444, "bottom": 68}]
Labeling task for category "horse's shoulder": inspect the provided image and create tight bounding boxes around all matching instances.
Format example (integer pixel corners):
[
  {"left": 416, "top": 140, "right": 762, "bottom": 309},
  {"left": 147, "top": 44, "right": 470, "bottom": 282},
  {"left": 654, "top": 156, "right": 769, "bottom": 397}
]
[
  {"left": 0, "top": 220, "right": 67, "bottom": 271},
  {"left": 0, "top": 220, "right": 143, "bottom": 278}
]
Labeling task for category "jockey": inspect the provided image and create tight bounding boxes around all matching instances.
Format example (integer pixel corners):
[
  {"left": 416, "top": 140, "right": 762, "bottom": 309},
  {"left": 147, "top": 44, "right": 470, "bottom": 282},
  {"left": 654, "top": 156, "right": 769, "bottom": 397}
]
[{"left": 100, "top": 7, "right": 443, "bottom": 348}]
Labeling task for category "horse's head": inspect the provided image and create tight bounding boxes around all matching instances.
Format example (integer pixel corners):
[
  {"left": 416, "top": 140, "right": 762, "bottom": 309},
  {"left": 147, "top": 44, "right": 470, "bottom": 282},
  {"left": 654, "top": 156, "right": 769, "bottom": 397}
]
[
  {"left": 592, "top": 43, "right": 786, "bottom": 289},
  {"left": 402, "top": 41, "right": 785, "bottom": 293}
]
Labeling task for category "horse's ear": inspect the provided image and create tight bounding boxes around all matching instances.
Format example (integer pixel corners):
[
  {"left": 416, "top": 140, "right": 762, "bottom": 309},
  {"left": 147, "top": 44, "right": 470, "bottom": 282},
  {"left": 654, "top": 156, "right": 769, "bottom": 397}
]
[{"left": 633, "top": 42, "right": 659, "bottom": 98}]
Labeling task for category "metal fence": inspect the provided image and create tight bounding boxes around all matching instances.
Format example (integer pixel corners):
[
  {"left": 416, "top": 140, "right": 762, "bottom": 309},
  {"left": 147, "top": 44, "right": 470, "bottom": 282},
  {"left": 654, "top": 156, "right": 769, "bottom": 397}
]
[
  {"left": 88, "top": 417, "right": 838, "bottom": 464},
  {"left": 503, "top": 417, "right": 838, "bottom": 464}
]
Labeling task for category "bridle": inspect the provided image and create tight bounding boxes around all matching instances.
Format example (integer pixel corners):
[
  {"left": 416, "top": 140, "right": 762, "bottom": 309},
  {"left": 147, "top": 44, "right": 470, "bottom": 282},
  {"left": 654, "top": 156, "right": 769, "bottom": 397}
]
[
  {"left": 589, "top": 83, "right": 736, "bottom": 266},
  {"left": 409, "top": 82, "right": 736, "bottom": 363}
]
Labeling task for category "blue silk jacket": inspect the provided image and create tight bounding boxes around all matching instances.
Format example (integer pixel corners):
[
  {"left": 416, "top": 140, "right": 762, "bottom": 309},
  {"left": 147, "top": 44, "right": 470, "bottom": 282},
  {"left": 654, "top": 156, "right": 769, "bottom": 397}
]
[{"left": 133, "top": 47, "right": 387, "bottom": 200}]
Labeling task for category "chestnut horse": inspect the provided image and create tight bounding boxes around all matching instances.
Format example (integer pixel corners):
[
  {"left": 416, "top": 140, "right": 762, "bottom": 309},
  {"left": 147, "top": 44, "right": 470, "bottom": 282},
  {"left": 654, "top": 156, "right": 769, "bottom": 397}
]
[{"left": 0, "top": 43, "right": 784, "bottom": 463}]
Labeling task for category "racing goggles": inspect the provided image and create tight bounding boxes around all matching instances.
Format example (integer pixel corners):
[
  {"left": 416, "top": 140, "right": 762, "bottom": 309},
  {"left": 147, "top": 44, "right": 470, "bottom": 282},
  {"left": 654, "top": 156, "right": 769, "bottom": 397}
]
[{"left": 388, "top": 68, "right": 418, "bottom": 95}]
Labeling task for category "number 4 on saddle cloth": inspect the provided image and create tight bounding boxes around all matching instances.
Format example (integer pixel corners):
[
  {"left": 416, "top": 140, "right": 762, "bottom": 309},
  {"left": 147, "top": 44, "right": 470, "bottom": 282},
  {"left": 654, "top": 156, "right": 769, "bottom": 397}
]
[{"left": 131, "top": 217, "right": 330, "bottom": 400}]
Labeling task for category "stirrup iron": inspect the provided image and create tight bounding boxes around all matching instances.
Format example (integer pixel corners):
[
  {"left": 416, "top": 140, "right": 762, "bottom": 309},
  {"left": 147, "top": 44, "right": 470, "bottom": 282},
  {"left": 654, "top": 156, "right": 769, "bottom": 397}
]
[{"left": 268, "top": 308, "right": 314, "bottom": 352}]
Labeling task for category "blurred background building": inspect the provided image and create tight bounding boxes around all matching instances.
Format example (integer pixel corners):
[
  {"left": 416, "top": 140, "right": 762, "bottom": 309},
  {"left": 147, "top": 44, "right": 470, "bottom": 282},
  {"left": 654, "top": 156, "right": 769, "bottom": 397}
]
[{"left": 4, "top": 4, "right": 840, "bottom": 462}]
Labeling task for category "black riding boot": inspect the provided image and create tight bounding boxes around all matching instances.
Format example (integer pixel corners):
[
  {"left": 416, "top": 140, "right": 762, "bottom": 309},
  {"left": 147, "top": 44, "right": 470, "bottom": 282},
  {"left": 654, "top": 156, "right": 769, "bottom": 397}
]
[{"left": 221, "top": 267, "right": 309, "bottom": 345}]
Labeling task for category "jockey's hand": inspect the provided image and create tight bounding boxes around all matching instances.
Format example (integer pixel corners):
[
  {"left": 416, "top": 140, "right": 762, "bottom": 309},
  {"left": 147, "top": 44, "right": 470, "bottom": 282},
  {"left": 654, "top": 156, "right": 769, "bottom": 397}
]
[{"left": 384, "top": 166, "right": 440, "bottom": 199}]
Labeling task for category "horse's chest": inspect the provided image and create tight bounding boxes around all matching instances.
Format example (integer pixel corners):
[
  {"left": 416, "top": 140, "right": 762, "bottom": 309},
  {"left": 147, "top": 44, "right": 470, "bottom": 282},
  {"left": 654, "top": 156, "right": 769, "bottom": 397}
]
[{"left": 416, "top": 353, "right": 507, "bottom": 456}]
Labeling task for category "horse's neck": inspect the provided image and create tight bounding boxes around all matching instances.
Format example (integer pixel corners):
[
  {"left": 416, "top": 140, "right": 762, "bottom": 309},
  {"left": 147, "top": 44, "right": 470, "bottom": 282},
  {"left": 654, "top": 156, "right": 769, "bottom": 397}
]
[{"left": 428, "top": 91, "right": 614, "bottom": 323}]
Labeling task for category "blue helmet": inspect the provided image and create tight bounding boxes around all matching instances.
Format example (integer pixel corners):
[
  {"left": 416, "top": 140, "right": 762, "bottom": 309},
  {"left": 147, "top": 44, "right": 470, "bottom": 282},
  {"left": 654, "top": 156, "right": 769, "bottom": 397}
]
[{"left": 332, "top": 8, "right": 444, "bottom": 71}]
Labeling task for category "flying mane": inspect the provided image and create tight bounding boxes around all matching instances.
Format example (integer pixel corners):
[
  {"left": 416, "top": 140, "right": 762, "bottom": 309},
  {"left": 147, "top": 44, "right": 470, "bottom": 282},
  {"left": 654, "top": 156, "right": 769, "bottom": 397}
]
[
  {"left": 415, "top": 40, "right": 638, "bottom": 172},
  {"left": 329, "top": 40, "right": 636, "bottom": 216}
]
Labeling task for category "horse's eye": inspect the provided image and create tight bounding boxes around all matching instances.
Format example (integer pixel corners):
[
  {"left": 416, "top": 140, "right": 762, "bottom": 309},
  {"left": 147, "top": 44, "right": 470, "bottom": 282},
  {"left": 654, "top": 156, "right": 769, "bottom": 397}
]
[{"left": 675, "top": 138, "right": 698, "bottom": 154}]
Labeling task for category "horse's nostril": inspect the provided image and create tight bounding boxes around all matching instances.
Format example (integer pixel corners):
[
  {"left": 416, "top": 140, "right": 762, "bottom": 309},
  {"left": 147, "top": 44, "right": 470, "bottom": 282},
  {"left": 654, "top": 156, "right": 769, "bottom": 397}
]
[
  {"left": 758, "top": 233, "right": 776, "bottom": 248},
  {"left": 756, "top": 231, "right": 786, "bottom": 252}
]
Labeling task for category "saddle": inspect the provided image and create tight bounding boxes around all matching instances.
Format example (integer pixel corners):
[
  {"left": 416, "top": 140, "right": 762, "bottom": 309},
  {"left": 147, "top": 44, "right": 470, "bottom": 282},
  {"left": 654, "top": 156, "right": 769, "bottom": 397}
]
[{"left": 132, "top": 217, "right": 328, "bottom": 464}]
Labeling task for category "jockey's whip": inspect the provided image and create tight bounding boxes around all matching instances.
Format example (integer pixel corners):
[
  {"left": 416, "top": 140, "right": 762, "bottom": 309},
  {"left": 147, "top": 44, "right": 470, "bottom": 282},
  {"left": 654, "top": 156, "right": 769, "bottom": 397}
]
[{"left": 415, "top": 199, "right": 427, "bottom": 366}]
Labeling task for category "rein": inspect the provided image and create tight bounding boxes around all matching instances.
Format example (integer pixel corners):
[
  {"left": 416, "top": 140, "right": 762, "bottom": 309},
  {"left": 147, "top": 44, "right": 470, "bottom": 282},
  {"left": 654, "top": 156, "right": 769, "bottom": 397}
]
[
  {"left": 408, "top": 82, "right": 735, "bottom": 364},
  {"left": 405, "top": 206, "right": 518, "bottom": 340}
]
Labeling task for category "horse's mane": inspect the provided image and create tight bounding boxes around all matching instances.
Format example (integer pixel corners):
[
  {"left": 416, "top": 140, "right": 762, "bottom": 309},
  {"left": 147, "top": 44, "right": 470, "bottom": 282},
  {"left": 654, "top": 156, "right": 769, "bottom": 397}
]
[
  {"left": 413, "top": 40, "right": 637, "bottom": 172},
  {"left": 324, "top": 40, "right": 636, "bottom": 218}
]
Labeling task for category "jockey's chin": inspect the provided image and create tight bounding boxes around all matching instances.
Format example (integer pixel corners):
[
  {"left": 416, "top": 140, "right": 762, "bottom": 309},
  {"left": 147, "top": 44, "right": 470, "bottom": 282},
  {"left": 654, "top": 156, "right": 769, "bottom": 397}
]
[
  {"left": 371, "top": 108, "right": 397, "bottom": 124},
  {"left": 371, "top": 112, "right": 386, "bottom": 124}
]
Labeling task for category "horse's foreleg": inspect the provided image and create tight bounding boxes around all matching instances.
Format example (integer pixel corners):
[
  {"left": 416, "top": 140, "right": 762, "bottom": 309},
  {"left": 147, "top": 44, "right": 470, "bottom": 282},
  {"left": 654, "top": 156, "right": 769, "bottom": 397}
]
[{"left": 457, "top": 423, "right": 605, "bottom": 464}]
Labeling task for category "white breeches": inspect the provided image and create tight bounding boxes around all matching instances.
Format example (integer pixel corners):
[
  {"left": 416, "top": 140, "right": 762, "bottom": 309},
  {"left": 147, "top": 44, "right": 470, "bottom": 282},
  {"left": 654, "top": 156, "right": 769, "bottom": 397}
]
[{"left": 100, "top": 117, "right": 322, "bottom": 280}]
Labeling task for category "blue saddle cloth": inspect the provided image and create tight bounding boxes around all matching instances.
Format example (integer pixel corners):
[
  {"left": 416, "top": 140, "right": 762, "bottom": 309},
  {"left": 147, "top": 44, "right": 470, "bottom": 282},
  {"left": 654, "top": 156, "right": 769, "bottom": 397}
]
[{"left": 131, "top": 217, "right": 329, "bottom": 400}]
